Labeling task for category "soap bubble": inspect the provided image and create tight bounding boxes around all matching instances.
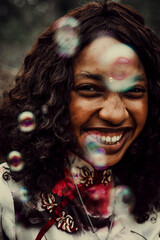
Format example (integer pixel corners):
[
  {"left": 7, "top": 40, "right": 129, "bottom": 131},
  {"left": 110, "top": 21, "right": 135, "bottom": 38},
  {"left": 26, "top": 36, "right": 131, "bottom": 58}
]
[
  {"left": 115, "top": 185, "right": 135, "bottom": 213},
  {"left": 99, "top": 43, "right": 140, "bottom": 92},
  {"left": 106, "top": 75, "right": 139, "bottom": 92},
  {"left": 84, "top": 135, "right": 107, "bottom": 170},
  {"left": 55, "top": 16, "right": 80, "bottom": 57},
  {"left": 85, "top": 135, "right": 100, "bottom": 151},
  {"left": 8, "top": 151, "right": 24, "bottom": 172},
  {"left": 18, "top": 111, "right": 36, "bottom": 132},
  {"left": 41, "top": 104, "right": 48, "bottom": 115},
  {"left": 89, "top": 148, "right": 106, "bottom": 170},
  {"left": 18, "top": 187, "right": 30, "bottom": 202}
]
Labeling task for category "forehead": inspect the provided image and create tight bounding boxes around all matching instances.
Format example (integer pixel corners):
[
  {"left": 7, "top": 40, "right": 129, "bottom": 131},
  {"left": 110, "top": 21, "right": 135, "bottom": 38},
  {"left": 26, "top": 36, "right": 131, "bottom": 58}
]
[
  {"left": 81, "top": 37, "right": 120, "bottom": 60},
  {"left": 73, "top": 37, "right": 143, "bottom": 73}
]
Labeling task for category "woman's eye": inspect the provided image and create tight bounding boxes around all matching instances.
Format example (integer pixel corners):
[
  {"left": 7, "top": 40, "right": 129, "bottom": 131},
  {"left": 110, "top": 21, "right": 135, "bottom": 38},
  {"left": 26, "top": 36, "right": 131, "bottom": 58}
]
[
  {"left": 122, "top": 86, "right": 146, "bottom": 98},
  {"left": 77, "top": 85, "right": 95, "bottom": 91},
  {"left": 73, "top": 84, "right": 103, "bottom": 97}
]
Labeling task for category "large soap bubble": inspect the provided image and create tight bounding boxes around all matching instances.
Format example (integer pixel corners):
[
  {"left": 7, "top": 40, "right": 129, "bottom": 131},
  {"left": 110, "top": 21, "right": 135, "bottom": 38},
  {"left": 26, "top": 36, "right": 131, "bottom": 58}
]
[
  {"left": 55, "top": 16, "right": 80, "bottom": 57},
  {"left": 115, "top": 185, "right": 135, "bottom": 214},
  {"left": 99, "top": 43, "right": 141, "bottom": 92}
]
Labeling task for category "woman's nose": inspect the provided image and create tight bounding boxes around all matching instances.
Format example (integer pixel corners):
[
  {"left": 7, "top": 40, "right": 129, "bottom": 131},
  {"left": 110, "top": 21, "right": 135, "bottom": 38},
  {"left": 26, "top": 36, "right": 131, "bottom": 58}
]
[{"left": 98, "top": 93, "right": 129, "bottom": 125}]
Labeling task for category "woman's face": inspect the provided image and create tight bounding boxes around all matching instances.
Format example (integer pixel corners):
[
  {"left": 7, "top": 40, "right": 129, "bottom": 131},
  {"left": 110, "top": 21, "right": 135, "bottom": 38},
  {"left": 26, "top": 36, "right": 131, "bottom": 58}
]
[{"left": 69, "top": 37, "right": 148, "bottom": 167}]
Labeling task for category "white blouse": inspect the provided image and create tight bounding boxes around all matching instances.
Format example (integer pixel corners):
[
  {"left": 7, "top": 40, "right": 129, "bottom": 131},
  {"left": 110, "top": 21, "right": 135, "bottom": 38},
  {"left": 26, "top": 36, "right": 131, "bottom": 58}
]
[{"left": 0, "top": 162, "right": 160, "bottom": 240}]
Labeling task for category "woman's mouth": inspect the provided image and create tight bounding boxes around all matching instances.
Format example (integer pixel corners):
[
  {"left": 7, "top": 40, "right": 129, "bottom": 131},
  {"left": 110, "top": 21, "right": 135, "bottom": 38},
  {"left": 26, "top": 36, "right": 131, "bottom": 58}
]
[
  {"left": 93, "top": 132, "right": 123, "bottom": 145},
  {"left": 82, "top": 128, "right": 132, "bottom": 154}
]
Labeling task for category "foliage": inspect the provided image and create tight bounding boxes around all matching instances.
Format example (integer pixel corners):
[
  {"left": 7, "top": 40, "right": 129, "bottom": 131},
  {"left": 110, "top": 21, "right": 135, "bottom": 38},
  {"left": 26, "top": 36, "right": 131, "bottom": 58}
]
[{"left": 0, "top": 0, "right": 159, "bottom": 68}]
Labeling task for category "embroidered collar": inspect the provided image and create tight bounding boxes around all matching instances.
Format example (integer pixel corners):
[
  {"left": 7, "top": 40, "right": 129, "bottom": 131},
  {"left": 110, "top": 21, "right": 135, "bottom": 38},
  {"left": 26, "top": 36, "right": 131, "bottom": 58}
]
[
  {"left": 67, "top": 151, "right": 112, "bottom": 187},
  {"left": 38, "top": 153, "right": 113, "bottom": 239}
]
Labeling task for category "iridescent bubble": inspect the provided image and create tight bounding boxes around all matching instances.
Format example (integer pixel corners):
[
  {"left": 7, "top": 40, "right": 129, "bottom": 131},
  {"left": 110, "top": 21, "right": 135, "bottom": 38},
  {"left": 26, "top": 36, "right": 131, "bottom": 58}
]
[
  {"left": 18, "top": 187, "right": 30, "bottom": 202},
  {"left": 84, "top": 135, "right": 107, "bottom": 170},
  {"left": 85, "top": 135, "right": 99, "bottom": 151},
  {"left": 106, "top": 75, "right": 139, "bottom": 92},
  {"left": 42, "top": 104, "right": 48, "bottom": 115},
  {"left": 99, "top": 43, "right": 140, "bottom": 92},
  {"left": 84, "top": 135, "right": 100, "bottom": 153},
  {"left": 55, "top": 16, "right": 80, "bottom": 57},
  {"left": 8, "top": 151, "right": 24, "bottom": 172},
  {"left": 115, "top": 185, "right": 135, "bottom": 213},
  {"left": 18, "top": 111, "right": 36, "bottom": 132},
  {"left": 90, "top": 148, "right": 107, "bottom": 170}
]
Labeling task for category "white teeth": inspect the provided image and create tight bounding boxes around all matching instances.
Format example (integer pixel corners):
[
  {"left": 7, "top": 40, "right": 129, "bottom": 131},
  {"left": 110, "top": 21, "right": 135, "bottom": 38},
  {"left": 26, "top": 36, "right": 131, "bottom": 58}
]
[
  {"left": 112, "top": 136, "right": 117, "bottom": 143},
  {"left": 89, "top": 134, "right": 123, "bottom": 145},
  {"left": 116, "top": 136, "right": 120, "bottom": 141},
  {"left": 106, "top": 136, "right": 111, "bottom": 142},
  {"left": 102, "top": 136, "right": 106, "bottom": 141},
  {"left": 99, "top": 134, "right": 122, "bottom": 145}
]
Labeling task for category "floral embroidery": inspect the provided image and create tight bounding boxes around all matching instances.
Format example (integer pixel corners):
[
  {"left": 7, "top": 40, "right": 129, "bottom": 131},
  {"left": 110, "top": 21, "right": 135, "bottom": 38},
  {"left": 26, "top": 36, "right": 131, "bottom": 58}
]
[
  {"left": 149, "top": 212, "right": 157, "bottom": 223},
  {"left": 41, "top": 193, "right": 57, "bottom": 213},
  {"left": 56, "top": 211, "right": 78, "bottom": 232},
  {"left": 78, "top": 166, "right": 94, "bottom": 187},
  {"left": 39, "top": 157, "right": 114, "bottom": 237},
  {"left": 101, "top": 169, "right": 112, "bottom": 185}
]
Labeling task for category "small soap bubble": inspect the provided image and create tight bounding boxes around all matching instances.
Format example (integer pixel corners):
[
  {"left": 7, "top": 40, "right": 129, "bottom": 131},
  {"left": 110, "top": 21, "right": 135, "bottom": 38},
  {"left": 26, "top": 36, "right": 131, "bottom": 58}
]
[
  {"left": 84, "top": 135, "right": 107, "bottom": 170},
  {"left": 99, "top": 43, "right": 139, "bottom": 92},
  {"left": 84, "top": 135, "right": 100, "bottom": 152},
  {"left": 55, "top": 16, "right": 80, "bottom": 57},
  {"left": 85, "top": 140, "right": 99, "bottom": 152},
  {"left": 90, "top": 148, "right": 106, "bottom": 170},
  {"left": 18, "top": 111, "right": 36, "bottom": 132},
  {"left": 115, "top": 185, "right": 135, "bottom": 213},
  {"left": 18, "top": 187, "right": 30, "bottom": 202},
  {"left": 42, "top": 104, "right": 48, "bottom": 115},
  {"left": 8, "top": 151, "right": 24, "bottom": 172}
]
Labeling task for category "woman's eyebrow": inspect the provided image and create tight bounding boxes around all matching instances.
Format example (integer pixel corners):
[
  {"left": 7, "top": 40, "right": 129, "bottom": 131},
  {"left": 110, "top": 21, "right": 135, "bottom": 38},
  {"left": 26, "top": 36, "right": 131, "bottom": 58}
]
[
  {"left": 134, "top": 74, "right": 148, "bottom": 86},
  {"left": 74, "top": 72, "right": 104, "bottom": 82},
  {"left": 134, "top": 74, "right": 146, "bottom": 82},
  {"left": 74, "top": 72, "right": 147, "bottom": 86}
]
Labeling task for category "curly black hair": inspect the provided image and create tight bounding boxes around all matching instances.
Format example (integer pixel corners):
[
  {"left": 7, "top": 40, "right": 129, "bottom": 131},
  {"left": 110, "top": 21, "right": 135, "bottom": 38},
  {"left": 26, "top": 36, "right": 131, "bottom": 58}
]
[{"left": 0, "top": 0, "right": 160, "bottom": 223}]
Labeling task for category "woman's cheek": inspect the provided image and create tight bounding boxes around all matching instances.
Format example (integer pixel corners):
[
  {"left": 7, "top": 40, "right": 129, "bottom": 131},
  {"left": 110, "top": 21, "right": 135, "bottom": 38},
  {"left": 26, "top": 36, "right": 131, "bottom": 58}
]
[{"left": 69, "top": 97, "right": 100, "bottom": 124}]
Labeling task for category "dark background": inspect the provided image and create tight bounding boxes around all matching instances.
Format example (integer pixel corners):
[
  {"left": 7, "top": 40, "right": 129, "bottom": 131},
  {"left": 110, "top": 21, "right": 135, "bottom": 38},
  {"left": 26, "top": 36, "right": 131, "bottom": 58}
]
[{"left": 0, "top": 0, "right": 159, "bottom": 97}]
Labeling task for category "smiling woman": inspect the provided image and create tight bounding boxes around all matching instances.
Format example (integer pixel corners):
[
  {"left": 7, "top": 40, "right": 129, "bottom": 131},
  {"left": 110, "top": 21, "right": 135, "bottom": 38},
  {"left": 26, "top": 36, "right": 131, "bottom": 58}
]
[
  {"left": 0, "top": 1, "right": 160, "bottom": 240},
  {"left": 69, "top": 37, "right": 148, "bottom": 167}
]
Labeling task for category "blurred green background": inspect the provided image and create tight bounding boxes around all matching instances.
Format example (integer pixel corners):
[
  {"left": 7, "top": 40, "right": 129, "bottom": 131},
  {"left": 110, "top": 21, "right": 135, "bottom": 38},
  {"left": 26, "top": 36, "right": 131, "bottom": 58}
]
[{"left": 0, "top": 0, "right": 159, "bottom": 97}]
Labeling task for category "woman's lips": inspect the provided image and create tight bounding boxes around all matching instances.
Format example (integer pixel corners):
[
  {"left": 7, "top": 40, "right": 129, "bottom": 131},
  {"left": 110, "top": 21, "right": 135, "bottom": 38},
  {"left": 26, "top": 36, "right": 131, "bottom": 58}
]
[
  {"left": 82, "top": 129, "right": 132, "bottom": 154},
  {"left": 100, "top": 131, "right": 130, "bottom": 154}
]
